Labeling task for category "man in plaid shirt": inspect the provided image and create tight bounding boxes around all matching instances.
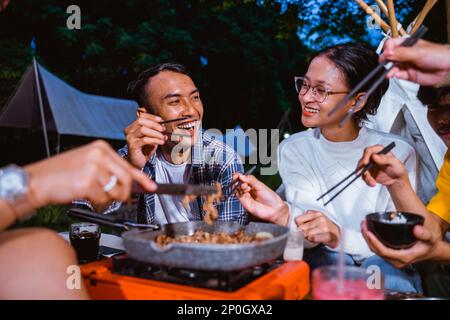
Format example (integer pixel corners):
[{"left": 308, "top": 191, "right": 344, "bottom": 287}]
[{"left": 75, "top": 63, "right": 247, "bottom": 225}]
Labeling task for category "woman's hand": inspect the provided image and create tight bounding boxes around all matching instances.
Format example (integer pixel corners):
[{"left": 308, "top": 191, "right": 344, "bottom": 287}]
[
  {"left": 295, "top": 210, "right": 340, "bottom": 248},
  {"left": 357, "top": 145, "right": 409, "bottom": 187},
  {"left": 232, "top": 173, "right": 289, "bottom": 226}
]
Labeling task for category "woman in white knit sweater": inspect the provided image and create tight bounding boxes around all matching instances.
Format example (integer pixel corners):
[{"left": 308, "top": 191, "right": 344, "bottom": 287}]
[{"left": 233, "top": 43, "right": 422, "bottom": 293}]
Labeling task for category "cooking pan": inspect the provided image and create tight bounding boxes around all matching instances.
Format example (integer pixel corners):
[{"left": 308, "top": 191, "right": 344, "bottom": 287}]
[{"left": 68, "top": 208, "right": 289, "bottom": 271}]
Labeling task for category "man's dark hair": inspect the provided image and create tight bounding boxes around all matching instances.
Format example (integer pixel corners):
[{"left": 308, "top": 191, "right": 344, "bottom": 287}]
[
  {"left": 417, "top": 86, "right": 450, "bottom": 107},
  {"left": 127, "top": 62, "right": 190, "bottom": 109},
  {"left": 312, "top": 42, "right": 389, "bottom": 126}
]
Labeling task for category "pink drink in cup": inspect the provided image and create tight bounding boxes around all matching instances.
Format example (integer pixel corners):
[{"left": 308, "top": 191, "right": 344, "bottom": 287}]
[{"left": 312, "top": 266, "right": 384, "bottom": 300}]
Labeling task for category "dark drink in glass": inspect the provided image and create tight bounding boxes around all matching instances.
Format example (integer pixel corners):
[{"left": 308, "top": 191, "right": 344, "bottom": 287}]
[{"left": 70, "top": 223, "right": 101, "bottom": 263}]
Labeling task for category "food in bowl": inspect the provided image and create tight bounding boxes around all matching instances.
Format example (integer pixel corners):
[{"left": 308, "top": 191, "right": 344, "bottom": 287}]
[{"left": 366, "top": 212, "right": 424, "bottom": 249}]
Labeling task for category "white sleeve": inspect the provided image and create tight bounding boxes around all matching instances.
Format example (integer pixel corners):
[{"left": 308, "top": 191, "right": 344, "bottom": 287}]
[
  {"left": 278, "top": 141, "right": 338, "bottom": 225},
  {"left": 278, "top": 141, "right": 337, "bottom": 249}
]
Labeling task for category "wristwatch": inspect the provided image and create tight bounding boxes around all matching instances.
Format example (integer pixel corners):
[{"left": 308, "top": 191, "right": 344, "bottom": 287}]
[
  {"left": 0, "top": 164, "right": 34, "bottom": 221},
  {"left": 0, "top": 164, "right": 29, "bottom": 201}
]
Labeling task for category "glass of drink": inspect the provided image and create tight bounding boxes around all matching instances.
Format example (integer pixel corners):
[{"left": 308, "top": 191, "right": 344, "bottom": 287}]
[
  {"left": 69, "top": 222, "right": 101, "bottom": 263},
  {"left": 312, "top": 265, "right": 384, "bottom": 300},
  {"left": 283, "top": 229, "right": 304, "bottom": 261}
]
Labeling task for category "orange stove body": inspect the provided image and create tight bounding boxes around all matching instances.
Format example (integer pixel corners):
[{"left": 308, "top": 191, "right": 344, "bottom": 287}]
[{"left": 80, "top": 259, "right": 310, "bottom": 300}]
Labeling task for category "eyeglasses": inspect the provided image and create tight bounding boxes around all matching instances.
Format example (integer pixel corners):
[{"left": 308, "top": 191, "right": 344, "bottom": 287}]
[{"left": 294, "top": 76, "right": 349, "bottom": 103}]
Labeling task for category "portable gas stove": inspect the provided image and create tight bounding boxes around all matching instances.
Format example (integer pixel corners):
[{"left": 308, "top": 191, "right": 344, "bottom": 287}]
[{"left": 80, "top": 254, "right": 310, "bottom": 300}]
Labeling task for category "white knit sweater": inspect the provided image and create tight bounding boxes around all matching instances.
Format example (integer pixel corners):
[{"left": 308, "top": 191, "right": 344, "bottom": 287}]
[{"left": 278, "top": 126, "right": 417, "bottom": 262}]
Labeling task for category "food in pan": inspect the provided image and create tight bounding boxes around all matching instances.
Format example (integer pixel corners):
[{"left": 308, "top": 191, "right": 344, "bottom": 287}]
[
  {"left": 202, "top": 182, "right": 222, "bottom": 225},
  {"left": 155, "top": 229, "right": 274, "bottom": 247},
  {"left": 182, "top": 182, "right": 223, "bottom": 225},
  {"left": 182, "top": 194, "right": 197, "bottom": 208}
]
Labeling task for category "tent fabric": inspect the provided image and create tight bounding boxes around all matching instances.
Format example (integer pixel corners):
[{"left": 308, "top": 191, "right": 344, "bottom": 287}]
[
  {"left": 367, "top": 78, "right": 447, "bottom": 204},
  {"left": 0, "top": 63, "right": 137, "bottom": 140}
]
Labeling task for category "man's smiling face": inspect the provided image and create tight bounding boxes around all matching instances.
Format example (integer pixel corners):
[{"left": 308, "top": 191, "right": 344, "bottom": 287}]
[{"left": 144, "top": 70, "right": 204, "bottom": 149}]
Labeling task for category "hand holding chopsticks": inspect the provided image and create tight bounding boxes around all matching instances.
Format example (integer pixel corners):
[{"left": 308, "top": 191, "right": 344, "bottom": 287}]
[
  {"left": 224, "top": 165, "right": 257, "bottom": 201},
  {"left": 329, "top": 26, "right": 428, "bottom": 127},
  {"left": 136, "top": 110, "right": 192, "bottom": 137},
  {"left": 317, "top": 142, "right": 396, "bottom": 206}
]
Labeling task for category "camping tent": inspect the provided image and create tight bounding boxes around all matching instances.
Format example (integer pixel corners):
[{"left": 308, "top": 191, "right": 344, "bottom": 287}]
[
  {"left": 0, "top": 59, "right": 264, "bottom": 159},
  {"left": 0, "top": 59, "right": 138, "bottom": 156}
]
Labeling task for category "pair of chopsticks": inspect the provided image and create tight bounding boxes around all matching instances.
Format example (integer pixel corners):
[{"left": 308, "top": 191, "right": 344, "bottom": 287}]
[
  {"left": 159, "top": 116, "right": 192, "bottom": 137},
  {"left": 136, "top": 110, "right": 192, "bottom": 138},
  {"left": 329, "top": 25, "right": 428, "bottom": 127},
  {"left": 160, "top": 116, "right": 191, "bottom": 125},
  {"left": 317, "top": 142, "right": 396, "bottom": 206}
]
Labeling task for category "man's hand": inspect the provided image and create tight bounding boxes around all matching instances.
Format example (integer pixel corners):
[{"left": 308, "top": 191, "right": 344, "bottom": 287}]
[
  {"left": 232, "top": 173, "right": 289, "bottom": 226},
  {"left": 357, "top": 145, "right": 409, "bottom": 187},
  {"left": 361, "top": 215, "right": 445, "bottom": 268},
  {"left": 124, "top": 108, "right": 167, "bottom": 168},
  {"left": 24, "top": 140, "right": 157, "bottom": 214},
  {"left": 295, "top": 211, "right": 340, "bottom": 248},
  {"left": 380, "top": 38, "right": 450, "bottom": 86}
]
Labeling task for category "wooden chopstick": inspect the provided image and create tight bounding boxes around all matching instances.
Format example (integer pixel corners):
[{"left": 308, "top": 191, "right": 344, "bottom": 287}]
[
  {"left": 373, "top": 0, "right": 408, "bottom": 36},
  {"left": 317, "top": 142, "right": 396, "bottom": 206},
  {"left": 328, "top": 25, "right": 428, "bottom": 121},
  {"left": 410, "top": 0, "right": 438, "bottom": 34},
  {"left": 386, "top": 0, "right": 399, "bottom": 37}
]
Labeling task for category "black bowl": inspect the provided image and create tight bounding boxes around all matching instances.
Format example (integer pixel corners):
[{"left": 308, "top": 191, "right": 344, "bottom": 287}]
[{"left": 366, "top": 212, "right": 425, "bottom": 249}]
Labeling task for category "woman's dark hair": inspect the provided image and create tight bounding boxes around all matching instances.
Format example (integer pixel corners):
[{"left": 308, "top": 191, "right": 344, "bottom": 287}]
[
  {"left": 417, "top": 86, "right": 450, "bottom": 107},
  {"left": 312, "top": 43, "right": 389, "bottom": 126},
  {"left": 127, "top": 62, "right": 190, "bottom": 109}
]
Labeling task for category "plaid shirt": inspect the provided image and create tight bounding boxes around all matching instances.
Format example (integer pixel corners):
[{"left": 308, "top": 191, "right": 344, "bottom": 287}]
[{"left": 75, "top": 131, "right": 247, "bottom": 225}]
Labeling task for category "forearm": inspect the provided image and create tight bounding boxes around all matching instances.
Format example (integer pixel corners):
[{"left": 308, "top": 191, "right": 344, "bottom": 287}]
[
  {"left": 0, "top": 200, "right": 17, "bottom": 230},
  {"left": 0, "top": 195, "right": 35, "bottom": 231},
  {"left": 387, "top": 178, "right": 429, "bottom": 215},
  {"left": 273, "top": 202, "right": 290, "bottom": 226},
  {"left": 431, "top": 241, "right": 450, "bottom": 263}
]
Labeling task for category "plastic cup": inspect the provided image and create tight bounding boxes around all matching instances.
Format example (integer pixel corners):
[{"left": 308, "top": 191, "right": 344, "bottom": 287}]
[
  {"left": 283, "top": 230, "right": 304, "bottom": 261},
  {"left": 312, "top": 265, "right": 384, "bottom": 300}
]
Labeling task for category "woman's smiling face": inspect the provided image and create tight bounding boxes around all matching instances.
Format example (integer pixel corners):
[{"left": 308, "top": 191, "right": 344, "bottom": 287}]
[{"left": 299, "top": 56, "right": 352, "bottom": 129}]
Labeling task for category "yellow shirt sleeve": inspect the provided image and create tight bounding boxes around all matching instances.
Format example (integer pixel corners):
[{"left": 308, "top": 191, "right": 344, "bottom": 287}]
[{"left": 427, "top": 151, "right": 450, "bottom": 224}]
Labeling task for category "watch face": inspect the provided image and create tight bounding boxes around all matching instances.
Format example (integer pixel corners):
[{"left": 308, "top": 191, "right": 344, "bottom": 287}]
[
  {"left": 0, "top": 165, "right": 28, "bottom": 200},
  {"left": 1, "top": 171, "right": 23, "bottom": 192}
]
